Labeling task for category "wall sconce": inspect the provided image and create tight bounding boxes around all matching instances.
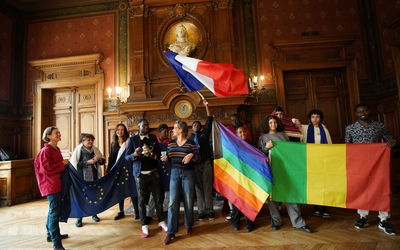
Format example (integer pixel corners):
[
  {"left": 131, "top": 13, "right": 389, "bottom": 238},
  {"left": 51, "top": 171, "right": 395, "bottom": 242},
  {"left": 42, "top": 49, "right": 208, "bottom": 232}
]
[
  {"left": 248, "top": 75, "right": 265, "bottom": 102},
  {"left": 107, "top": 86, "right": 126, "bottom": 116}
]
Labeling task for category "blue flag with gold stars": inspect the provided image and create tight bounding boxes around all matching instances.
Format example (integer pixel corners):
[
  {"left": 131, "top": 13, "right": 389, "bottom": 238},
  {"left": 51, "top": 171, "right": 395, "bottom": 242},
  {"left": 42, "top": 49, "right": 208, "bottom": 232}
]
[{"left": 60, "top": 153, "right": 136, "bottom": 222}]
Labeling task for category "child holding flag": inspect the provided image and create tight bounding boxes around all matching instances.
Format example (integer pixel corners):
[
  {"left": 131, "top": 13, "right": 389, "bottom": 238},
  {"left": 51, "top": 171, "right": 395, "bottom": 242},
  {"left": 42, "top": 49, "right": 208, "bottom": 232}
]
[
  {"left": 258, "top": 115, "right": 313, "bottom": 233},
  {"left": 230, "top": 122, "right": 255, "bottom": 232}
]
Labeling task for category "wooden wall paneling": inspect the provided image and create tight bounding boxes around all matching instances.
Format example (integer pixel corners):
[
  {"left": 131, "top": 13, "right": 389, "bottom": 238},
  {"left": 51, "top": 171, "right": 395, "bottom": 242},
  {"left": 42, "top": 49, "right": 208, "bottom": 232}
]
[
  {"left": 212, "top": 0, "right": 234, "bottom": 63},
  {"left": 271, "top": 36, "right": 360, "bottom": 135},
  {"left": 231, "top": 0, "right": 246, "bottom": 73},
  {"left": 245, "top": 103, "right": 277, "bottom": 146},
  {"left": 0, "top": 159, "right": 35, "bottom": 206},
  {"left": 391, "top": 39, "right": 400, "bottom": 140},
  {"left": 0, "top": 116, "right": 17, "bottom": 156},
  {"left": 128, "top": 3, "right": 146, "bottom": 101},
  {"left": 41, "top": 89, "right": 54, "bottom": 140},
  {"left": 76, "top": 86, "right": 97, "bottom": 144},
  {"left": 53, "top": 89, "right": 73, "bottom": 158},
  {"left": 17, "top": 117, "right": 33, "bottom": 159}
]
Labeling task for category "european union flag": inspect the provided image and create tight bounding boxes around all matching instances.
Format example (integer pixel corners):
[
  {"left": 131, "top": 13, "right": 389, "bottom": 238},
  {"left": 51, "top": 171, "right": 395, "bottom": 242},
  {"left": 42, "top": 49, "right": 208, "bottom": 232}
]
[{"left": 60, "top": 153, "right": 136, "bottom": 222}]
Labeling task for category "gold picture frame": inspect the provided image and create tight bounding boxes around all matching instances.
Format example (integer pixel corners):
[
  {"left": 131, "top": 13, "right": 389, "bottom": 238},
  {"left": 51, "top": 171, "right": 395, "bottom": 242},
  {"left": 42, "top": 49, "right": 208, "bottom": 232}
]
[{"left": 163, "top": 22, "right": 202, "bottom": 58}]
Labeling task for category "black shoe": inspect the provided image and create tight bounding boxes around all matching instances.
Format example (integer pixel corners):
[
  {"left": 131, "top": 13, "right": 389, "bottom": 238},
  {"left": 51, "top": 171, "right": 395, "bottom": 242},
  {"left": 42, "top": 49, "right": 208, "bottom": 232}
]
[
  {"left": 92, "top": 215, "right": 100, "bottom": 222},
  {"left": 313, "top": 209, "right": 322, "bottom": 217},
  {"left": 208, "top": 212, "right": 215, "bottom": 220},
  {"left": 225, "top": 210, "right": 233, "bottom": 221},
  {"left": 75, "top": 219, "right": 82, "bottom": 227},
  {"left": 47, "top": 234, "right": 68, "bottom": 242},
  {"left": 355, "top": 217, "right": 368, "bottom": 229},
  {"left": 379, "top": 220, "right": 396, "bottom": 235},
  {"left": 246, "top": 225, "right": 254, "bottom": 233},
  {"left": 321, "top": 209, "right": 331, "bottom": 219},
  {"left": 53, "top": 243, "right": 65, "bottom": 250},
  {"left": 298, "top": 225, "right": 313, "bottom": 233},
  {"left": 186, "top": 227, "right": 193, "bottom": 235},
  {"left": 114, "top": 211, "right": 125, "bottom": 220},
  {"left": 271, "top": 225, "right": 280, "bottom": 231},
  {"left": 198, "top": 213, "right": 205, "bottom": 221},
  {"left": 134, "top": 212, "right": 140, "bottom": 220},
  {"left": 233, "top": 225, "right": 240, "bottom": 231}
]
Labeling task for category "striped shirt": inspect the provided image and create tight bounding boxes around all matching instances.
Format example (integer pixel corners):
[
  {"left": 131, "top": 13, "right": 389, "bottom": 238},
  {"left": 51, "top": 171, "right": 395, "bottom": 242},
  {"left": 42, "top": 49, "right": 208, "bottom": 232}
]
[{"left": 167, "top": 138, "right": 201, "bottom": 169}]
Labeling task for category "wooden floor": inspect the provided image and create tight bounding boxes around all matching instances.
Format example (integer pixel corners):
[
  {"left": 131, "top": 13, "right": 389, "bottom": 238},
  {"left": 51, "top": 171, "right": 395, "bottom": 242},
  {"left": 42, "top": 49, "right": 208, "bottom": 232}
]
[{"left": 1, "top": 195, "right": 400, "bottom": 250}]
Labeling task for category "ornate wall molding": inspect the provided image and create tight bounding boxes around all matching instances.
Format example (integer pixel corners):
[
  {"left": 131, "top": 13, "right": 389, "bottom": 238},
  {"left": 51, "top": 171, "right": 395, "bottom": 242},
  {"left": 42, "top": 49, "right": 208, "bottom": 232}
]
[
  {"left": 128, "top": 4, "right": 144, "bottom": 17},
  {"left": 213, "top": 0, "right": 232, "bottom": 10},
  {"left": 166, "top": 4, "right": 196, "bottom": 19}
]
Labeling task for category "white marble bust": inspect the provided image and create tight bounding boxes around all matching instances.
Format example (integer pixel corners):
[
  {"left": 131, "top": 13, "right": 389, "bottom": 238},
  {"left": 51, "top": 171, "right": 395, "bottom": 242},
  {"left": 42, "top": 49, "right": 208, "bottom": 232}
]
[{"left": 169, "top": 24, "right": 196, "bottom": 56}]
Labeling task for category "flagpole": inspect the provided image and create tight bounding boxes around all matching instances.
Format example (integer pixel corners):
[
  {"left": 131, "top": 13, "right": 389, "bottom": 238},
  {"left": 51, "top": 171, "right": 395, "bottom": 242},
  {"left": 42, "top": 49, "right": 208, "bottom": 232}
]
[{"left": 196, "top": 91, "right": 205, "bottom": 100}]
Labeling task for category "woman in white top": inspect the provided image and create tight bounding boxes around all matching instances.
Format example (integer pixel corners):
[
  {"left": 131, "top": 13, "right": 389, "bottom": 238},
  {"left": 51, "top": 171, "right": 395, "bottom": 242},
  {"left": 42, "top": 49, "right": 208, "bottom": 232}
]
[{"left": 300, "top": 109, "right": 332, "bottom": 219}]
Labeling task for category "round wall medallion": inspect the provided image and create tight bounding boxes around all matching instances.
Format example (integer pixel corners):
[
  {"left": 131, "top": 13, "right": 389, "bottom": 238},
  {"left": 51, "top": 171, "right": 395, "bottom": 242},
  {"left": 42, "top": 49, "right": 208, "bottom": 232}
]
[{"left": 174, "top": 100, "right": 193, "bottom": 119}]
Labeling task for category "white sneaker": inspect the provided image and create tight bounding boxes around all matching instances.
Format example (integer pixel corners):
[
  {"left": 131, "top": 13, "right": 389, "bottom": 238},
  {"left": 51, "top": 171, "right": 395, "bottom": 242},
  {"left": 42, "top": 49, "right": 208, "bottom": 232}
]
[
  {"left": 141, "top": 225, "right": 149, "bottom": 238},
  {"left": 158, "top": 221, "right": 168, "bottom": 232}
]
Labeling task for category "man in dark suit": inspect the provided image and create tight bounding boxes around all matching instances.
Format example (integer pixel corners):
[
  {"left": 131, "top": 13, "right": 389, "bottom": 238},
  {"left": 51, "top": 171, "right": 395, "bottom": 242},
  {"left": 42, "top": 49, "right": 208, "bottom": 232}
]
[{"left": 125, "top": 118, "right": 167, "bottom": 238}]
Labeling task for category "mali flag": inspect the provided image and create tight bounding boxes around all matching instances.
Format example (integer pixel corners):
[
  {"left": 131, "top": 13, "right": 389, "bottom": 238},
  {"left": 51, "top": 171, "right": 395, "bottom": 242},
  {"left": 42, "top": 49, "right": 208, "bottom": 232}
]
[
  {"left": 212, "top": 120, "right": 273, "bottom": 221},
  {"left": 270, "top": 141, "right": 391, "bottom": 212}
]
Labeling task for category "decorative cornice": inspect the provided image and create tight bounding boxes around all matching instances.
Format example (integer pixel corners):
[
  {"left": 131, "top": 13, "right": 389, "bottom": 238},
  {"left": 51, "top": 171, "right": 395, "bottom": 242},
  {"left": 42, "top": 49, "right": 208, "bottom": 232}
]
[
  {"left": 166, "top": 4, "right": 196, "bottom": 19},
  {"left": 271, "top": 36, "right": 357, "bottom": 49},
  {"left": 28, "top": 54, "right": 104, "bottom": 69},
  {"left": 213, "top": 0, "right": 232, "bottom": 10},
  {"left": 128, "top": 3, "right": 144, "bottom": 17}
]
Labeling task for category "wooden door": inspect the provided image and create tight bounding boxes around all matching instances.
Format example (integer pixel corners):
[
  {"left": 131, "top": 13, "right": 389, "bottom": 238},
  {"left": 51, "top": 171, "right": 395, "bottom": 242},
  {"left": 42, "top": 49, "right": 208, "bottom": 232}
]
[
  {"left": 284, "top": 69, "right": 347, "bottom": 143},
  {"left": 52, "top": 86, "right": 97, "bottom": 158}
]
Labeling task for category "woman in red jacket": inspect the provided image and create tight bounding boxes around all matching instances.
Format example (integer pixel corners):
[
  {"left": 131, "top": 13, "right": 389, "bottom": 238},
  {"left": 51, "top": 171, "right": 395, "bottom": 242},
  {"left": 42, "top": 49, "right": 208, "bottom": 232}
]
[{"left": 34, "top": 126, "right": 69, "bottom": 250}]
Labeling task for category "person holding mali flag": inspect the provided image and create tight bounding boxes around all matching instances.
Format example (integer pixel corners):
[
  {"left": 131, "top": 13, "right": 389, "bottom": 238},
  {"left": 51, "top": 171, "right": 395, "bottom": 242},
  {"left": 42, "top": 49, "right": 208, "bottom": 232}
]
[
  {"left": 269, "top": 104, "right": 396, "bottom": 236},
  {"left": 258, "top": 115, "right": 313, "bottom": 233},
  {"left": 345, "top": 103, "right": 396, "bottom": 235}
]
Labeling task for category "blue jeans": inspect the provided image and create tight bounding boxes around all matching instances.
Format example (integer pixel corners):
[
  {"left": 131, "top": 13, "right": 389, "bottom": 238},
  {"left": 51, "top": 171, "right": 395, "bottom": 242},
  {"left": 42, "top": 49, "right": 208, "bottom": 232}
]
[
  {"left": 46, "top": 192, "right": 62, "bottom": 245},
  {"left": 167, "top": 168, "right": 196, "bottom": 234}
]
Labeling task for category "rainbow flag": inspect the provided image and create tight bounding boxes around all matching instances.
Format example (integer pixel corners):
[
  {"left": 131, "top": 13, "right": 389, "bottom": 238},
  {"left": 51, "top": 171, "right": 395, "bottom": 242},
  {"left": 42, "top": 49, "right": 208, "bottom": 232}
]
[
  {"left": 270, "top": 141, "right": 391, "bottom": 212},
  {"left": 212, "top": 120, "right": 273, "bottom": 221}
]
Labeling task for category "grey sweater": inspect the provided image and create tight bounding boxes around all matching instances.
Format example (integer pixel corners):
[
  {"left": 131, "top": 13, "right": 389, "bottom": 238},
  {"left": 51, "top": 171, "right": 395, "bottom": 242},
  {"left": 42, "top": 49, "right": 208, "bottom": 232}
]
[{"left": 258, "top": 132, "right": 289, "bottom": 156}]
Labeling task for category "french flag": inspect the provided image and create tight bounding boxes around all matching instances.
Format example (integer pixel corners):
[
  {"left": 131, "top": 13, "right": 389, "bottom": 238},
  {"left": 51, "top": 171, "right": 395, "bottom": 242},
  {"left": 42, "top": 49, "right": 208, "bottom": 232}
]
[{"left": 165, "top": 52, "right": 249, "bottom": 97}]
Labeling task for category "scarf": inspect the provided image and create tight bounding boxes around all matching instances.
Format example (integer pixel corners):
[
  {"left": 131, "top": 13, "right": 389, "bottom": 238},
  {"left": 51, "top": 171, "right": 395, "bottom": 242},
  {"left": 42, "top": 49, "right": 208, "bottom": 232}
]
[
  {"left": 69, "top": 143, "right": 104, "bottom": 177},
  {"left": 81, "top": 147, "right": 95, "bottom": 181},
  {"left": 116, "top": 141, "right": 127, "bottom": 161},
  {"left": 306, "top": 124, "right": 327, "bottom": 144}
]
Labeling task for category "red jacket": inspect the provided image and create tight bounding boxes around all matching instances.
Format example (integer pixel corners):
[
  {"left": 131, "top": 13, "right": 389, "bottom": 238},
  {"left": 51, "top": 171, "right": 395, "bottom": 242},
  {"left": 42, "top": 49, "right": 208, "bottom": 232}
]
[{"left": 34, "top": 143, "right": 65, "bottom": 196}]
